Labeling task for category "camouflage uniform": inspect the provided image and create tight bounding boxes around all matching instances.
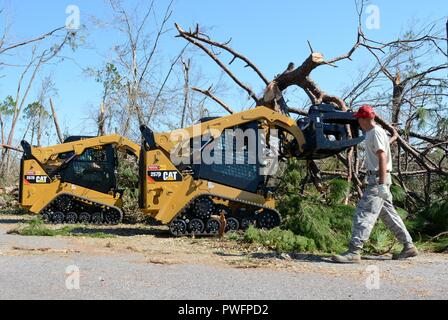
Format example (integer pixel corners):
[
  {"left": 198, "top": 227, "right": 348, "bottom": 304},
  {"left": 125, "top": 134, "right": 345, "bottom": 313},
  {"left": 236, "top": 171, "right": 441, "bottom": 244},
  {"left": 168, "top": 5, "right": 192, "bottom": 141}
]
[{"left": 350, "top": 174, "right": 413, "bottom": 251}]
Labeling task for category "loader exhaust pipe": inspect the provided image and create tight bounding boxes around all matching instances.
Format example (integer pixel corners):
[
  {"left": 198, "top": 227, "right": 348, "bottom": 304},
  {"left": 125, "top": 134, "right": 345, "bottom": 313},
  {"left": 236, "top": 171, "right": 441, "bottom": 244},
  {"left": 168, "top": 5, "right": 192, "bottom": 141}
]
[{"left": 140, "top": 125, "right": 157, "bottom": 150}]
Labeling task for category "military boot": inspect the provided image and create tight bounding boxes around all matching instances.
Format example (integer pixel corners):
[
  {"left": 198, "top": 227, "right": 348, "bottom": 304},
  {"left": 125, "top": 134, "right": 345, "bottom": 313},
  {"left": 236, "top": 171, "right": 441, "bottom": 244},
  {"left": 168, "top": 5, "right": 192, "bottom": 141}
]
[
  {"left": 331, "top": 246, "right": 361, "bottom": 264},
  {"left": 392, "top": 243, "right": 418, "bottom": 260}
]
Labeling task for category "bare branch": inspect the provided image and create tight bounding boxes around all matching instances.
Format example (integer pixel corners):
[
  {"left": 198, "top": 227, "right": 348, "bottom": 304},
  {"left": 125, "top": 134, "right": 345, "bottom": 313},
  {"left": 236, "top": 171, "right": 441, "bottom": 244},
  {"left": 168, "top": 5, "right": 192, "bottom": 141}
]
[
  {"left": 175, "top": 23, "right": 260, "bottom": 104},
  {"left": 180, "top": 58, "right": 191, "bottom": 127},
  {"left": 138, "top": 0, "right": 173, "bottom": 86},
  {"left": 146, "top": 44, "right": 189, "bottom": 124},
  {"left": 192, "top": 87, "right": 234, "bottom": 114},
  {"left": 49, "top": 98, "right": 64, "bottom": 143},
  {"left": 175, "top": 24, "right": 269, "bottom": 85},
  {"left": 0, "top": 26, "right": 65, "bottom": 55}
]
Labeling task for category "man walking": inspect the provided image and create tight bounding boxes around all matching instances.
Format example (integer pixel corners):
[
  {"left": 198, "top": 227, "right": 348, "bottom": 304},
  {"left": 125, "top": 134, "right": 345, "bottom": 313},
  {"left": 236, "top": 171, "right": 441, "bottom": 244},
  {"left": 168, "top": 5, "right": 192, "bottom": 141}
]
[{"left": 332, "top": 105, "right": 418, "bottom": 263}]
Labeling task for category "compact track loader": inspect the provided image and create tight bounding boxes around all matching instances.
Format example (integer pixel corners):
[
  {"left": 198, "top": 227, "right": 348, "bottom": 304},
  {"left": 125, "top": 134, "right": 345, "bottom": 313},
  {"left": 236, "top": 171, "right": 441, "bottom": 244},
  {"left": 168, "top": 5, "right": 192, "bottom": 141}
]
[
  {"left": 19, "top": 135, "right": 140, "bottom": 224},
  {"left": 19, "top": 104, "right": 364, "bottom": 235},
  {"left": 138, "top": 104, "right": 364, "bottom": 236}
]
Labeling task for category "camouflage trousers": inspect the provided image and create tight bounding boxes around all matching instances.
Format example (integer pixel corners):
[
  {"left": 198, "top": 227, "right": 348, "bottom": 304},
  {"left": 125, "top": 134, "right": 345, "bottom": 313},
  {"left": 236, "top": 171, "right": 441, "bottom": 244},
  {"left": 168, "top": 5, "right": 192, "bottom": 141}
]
[{"left": 350, "top": 175, "right": 413, "bottom": 251}]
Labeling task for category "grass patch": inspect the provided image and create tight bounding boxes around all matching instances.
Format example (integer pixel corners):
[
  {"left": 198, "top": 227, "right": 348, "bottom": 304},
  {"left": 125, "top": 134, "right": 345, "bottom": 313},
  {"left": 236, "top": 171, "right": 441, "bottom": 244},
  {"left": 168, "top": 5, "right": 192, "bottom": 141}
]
[
  {"left": 416, "top": 238, "right": 448, "bottom": 253},
  {"left": 225, "top": 231, "right": 243, "bottom": 241},
  {"left": 9, "top": 217, "right": 115, "bottom": 238}
]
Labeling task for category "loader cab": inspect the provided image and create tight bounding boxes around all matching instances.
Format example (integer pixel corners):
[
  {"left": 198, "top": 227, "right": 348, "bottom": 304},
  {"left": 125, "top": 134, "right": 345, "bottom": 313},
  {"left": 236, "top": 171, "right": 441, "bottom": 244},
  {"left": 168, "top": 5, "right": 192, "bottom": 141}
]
[
  {"left": 58, "top": 144, "right": 117, "bottom": 194},
  {"left": 34, "top": 136, "right": 117, "bottom": 194},
  {"left": 19, "top": 137, "right": 118, "bottom": 207},
  {"left": 139, "top": 120, "right": 275, "bottom": 199},
  {"left": 191, "top": 121, "right": 263, "bottom": 193}
]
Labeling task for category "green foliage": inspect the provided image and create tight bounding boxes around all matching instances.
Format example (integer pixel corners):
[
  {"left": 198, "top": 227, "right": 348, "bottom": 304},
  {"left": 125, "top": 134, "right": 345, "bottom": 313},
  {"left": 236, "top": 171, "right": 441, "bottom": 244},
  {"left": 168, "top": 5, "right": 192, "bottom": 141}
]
[
  {"left": 116, "top": 152, "right": 143, "bottom": 223},
  {"left": 278, "top": 194, "right": 354, "bottom": 253},
  {"left": 116, "top": 153, "right": 139, "bottom": 188},
  {"left": 431, "top": 176, "right": 448, "bottom": 197},
  {"left": 436, "top": 118, "right": 448, "bottom": 138},
  {"left": 406, "top": 177, "right": 448, "bottom": 240},
  {"left": 23, "top": 101, "right": 49, "bottom": 120},
  {"left": 416, "top": 237, "right": 448, "bottom": 253},
  {"left": 10, "top": 217, "right": 114, "bottom": 238},
  {"left": 273, "top": 161, "right": 358, "bottom": 253},
  {"left": 364, "top": 221, "right": 397, "bottom": 254},
  {"left": 411, "top": 200, "right": 448, "bottom": 236},
  {"left": 243, "top": 159, "right": 411, "bottom": 254},
  {"left": 328, "top": 179, "right": 351, "bottom": 205},
  {"left": 0, "top": 191, "right": 26, "bottom": 214},
  {"left": 225, "top": 231, "right": 242, "bottom": 241},
  {"left": 15, "top": 217, "right": 74, "bottom": 236},
  {"left": 390, "top": 185, "right": 407, "bottom": 207},
  {"left": 121, "top": 188, "right": 144, "bottom": 223},
  {"left": 275, "top": 158, "right": 307, "bottom": 195},
  {"left": 396, "top": 207, "right": 409, "bottom": 220},
  {"left": 243, "top": 226, "right": 317, "bottom": 253},
  {"left": 95, "top": 63, "right": 122, "bottom": 96},
  {"left": 415, "top": 107, "right": 428, "bottom": 129},
  {"left": 0, "top": 95, "right": 16, "bottom": 115}
]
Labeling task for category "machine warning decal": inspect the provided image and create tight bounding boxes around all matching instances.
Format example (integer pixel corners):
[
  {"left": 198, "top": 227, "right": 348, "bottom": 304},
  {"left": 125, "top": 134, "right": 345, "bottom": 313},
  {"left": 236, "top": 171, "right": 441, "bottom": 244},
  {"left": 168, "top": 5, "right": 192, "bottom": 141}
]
[
  {"left": 147, "top": 165, "right": 167, "bottom": 171},
  {"left": 147, "top": 170, "right": 182, "bottom": 182},
  {"left": 24, "top": 175, "right": 50, "bottom": 184}
]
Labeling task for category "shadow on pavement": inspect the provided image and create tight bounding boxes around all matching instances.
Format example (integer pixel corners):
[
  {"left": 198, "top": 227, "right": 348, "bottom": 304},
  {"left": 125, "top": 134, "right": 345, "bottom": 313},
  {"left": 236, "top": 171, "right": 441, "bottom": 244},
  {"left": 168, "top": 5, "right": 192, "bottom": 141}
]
[
  {"left": 214, "top": 250, "right": 328, "bottom": 263},
  {"left": 68, "top": 226, "right": 171, "bottom": 238},
  {"left": 255, "top": 252, "right": 327, "bottom": 263},
  {"left": 361, "top": 255, "right": 391, "bottom": 261},
  {"left": 0, "top": 218, "right": 29, "bottom": 224}
]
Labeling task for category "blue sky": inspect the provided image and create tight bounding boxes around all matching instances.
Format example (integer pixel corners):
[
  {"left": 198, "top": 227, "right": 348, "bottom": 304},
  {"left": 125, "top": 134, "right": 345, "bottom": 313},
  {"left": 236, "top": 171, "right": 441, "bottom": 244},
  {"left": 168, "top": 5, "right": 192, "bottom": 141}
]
[{"left": 0, "top": 0, "right": 447, "bottom": 142}]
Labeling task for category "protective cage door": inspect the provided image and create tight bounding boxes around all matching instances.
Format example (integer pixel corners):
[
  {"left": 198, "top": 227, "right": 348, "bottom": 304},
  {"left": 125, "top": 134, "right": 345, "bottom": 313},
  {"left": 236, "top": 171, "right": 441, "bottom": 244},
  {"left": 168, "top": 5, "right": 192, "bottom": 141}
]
[
  {"left": 59, "top": 145, "right": 117, "bottom": 194},
  {"left": 193, "top": 121, "right": 262, "bottom": 193}
]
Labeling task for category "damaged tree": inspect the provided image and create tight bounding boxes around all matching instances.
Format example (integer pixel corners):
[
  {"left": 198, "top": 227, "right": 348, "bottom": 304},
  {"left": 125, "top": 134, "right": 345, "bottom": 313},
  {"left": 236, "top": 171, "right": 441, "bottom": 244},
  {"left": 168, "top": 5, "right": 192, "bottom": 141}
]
[
  {"left": 0, "top": 22, "right": 76, "bottom": 180},
  {"left": 174, "top": 1, "right": 447, "bottom": 203}
]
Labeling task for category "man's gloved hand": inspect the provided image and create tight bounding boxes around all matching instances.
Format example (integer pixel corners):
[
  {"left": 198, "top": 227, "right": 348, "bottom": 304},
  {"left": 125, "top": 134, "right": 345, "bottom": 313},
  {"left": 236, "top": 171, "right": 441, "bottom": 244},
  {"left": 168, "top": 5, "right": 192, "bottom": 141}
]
[{"left": 378, "top": 184, "right": 393, "bottom": 202}]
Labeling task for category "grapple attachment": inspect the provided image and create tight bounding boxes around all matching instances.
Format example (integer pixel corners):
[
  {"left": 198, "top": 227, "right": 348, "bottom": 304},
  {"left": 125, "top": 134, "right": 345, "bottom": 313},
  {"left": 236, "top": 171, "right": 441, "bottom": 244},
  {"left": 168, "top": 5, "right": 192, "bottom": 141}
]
[{"left": 296, "top": 104, "right": 364, "bottom": 159}]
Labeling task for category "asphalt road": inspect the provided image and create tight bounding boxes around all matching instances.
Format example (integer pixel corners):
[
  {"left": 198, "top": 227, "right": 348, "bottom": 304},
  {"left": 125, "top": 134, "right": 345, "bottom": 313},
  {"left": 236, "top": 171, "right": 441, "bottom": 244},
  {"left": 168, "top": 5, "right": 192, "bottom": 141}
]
[{"left": 0, "top": 216, "right": 447, "bottom": 300}]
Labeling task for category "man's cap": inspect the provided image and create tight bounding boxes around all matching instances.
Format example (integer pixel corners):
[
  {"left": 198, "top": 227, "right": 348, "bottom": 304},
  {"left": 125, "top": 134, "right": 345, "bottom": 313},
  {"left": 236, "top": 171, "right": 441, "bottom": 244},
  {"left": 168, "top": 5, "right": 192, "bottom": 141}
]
[{"left": 354, "top": 105, "right": 376, "bottom": 119}]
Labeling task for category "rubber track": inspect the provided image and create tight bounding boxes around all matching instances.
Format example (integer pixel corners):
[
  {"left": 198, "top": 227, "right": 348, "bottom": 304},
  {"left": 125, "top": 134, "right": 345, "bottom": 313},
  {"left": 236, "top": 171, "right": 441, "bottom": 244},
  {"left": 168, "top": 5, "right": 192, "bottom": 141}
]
[
  {"left": 170, "top": 193, "right": 281, "bottom": 237},
  {"left": 39, "top": 192, "right": 123, "bottom": 224}
]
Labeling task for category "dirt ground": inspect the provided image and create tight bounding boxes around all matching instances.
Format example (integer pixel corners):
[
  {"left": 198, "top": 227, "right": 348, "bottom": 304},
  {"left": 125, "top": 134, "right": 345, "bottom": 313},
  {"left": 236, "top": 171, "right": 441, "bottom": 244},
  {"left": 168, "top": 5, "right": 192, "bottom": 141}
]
[{"left": 0, "top": 213, "right": 447, "bottom": 300}]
